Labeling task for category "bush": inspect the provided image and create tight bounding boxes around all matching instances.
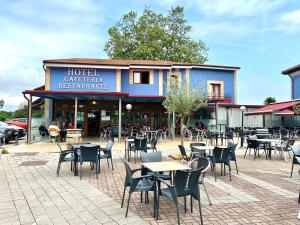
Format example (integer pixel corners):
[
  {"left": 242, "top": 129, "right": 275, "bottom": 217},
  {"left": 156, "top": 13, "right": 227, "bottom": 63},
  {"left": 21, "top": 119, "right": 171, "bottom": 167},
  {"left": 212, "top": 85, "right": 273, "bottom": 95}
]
[{"left": 1, "top": 149, "right": 9, "bottom": 154}]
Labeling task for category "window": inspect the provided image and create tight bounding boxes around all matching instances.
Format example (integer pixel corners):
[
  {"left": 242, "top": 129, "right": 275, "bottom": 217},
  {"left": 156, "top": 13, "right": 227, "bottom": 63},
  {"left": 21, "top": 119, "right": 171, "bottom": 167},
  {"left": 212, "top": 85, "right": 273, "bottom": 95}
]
[
  {"left": 210, "top": 83, "right": 221, "bottom": 97},
  {"left": 133, "top": 71, "right": 150, "bottom": 84}
]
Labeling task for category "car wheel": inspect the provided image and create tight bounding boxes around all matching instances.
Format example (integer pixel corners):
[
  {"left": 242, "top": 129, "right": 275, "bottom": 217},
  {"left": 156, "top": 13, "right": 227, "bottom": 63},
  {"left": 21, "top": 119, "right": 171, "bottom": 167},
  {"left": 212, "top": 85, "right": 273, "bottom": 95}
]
[{"left": 5, "top": 139, "right": 9, "bottom": 144}]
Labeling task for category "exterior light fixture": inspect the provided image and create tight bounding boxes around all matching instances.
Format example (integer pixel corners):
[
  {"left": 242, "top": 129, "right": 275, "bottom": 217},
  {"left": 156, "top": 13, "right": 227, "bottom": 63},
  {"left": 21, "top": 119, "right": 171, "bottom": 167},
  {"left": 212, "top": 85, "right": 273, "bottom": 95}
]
[
  {"left": 126, "top": 103, "right": 132, "bottom": 111},
  {"left": 0, "top": 98, "right": 4, "bottom": 108},
  {"left": 240, "top": 105, "right": 246, "bottom": 147},
  {"left": 92, "top": 100, "right": 96, "bottom": 105}
]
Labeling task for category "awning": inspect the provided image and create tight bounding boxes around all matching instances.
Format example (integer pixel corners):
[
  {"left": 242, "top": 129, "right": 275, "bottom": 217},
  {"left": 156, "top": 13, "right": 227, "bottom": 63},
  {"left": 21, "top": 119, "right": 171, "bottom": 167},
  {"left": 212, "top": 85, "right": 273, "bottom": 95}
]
[
  {"left": 245, "top": 100, "right": 300, "bottom": 116},
  {"left": 274, "top": 109, "right": 295, "bottom": 116}
]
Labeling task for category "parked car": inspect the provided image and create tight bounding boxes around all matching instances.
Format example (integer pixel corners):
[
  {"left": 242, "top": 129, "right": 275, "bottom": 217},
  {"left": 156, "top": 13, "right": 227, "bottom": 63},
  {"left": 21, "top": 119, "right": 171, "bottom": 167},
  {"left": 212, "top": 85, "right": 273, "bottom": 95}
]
[
  {"left": 8, "top": 124, "right": 26, "bottom": 139},
  {"left": 7, "top": 118, "right": 28, "bottom": 130},
  {"left": 0, "top": 133, "right": 4, "bottom": 145},
  {"left": 0, "top": 122, "right": 18, "bottom": 144}
]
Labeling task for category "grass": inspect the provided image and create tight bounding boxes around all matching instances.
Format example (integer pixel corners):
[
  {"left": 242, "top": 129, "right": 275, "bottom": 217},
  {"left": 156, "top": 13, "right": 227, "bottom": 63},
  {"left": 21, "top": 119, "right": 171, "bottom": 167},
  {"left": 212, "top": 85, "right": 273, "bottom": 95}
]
[{"left": 1, "top": 149, "right": 9, "bottom": 154}]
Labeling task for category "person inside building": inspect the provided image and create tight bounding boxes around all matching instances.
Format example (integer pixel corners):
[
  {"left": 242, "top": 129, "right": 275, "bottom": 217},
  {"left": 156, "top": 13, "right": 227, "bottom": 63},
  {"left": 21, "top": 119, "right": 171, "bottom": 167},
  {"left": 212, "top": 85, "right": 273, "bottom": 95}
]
[
  {"left": 48, "top": 121, "right": 60, "bottom": 142},
  {"left": 39, "top": 122, "right": 49, "bottom": 137}
]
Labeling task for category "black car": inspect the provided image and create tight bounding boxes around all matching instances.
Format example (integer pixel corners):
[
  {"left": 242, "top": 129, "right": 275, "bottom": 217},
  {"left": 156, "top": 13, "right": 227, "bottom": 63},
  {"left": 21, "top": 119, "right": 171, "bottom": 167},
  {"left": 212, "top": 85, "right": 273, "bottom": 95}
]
[
  {"left": 0, "top": 133, "right": 4, "bottom": 145},
  {"left": 0, "top": 121, "right": 18, "bottom": 144}
]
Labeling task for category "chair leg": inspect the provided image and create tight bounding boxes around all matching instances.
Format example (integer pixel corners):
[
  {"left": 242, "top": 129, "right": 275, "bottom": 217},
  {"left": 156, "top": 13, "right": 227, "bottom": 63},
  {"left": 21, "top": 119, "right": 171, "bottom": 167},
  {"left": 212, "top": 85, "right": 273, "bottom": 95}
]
[
  {"left": 56, "top": 162, "right": 61, "bottom": 177},
  {"left": 121, "top": 186, "right": 126, "bottom": 208},
  {"left": 106, "top": 158, "right": 109, "bottom": 168},
  {"left": 228, "top": 163, "right": 232, "bottom": 181},
  {"left": 111, "top": 158, "right": 114, "bottom": 170},
  {"left": 202, "top": 182, "right": 212, "bottom": 205},
  {"left": 198, "top": 199, "right": 204, "bottom": 225},
  {"left": 125, "top": 192, "right": 132, "bottom": 217},
  {"left": 214, "top": 164, "right": 217, "bottom": 182},
  {"left": 184, "top": 197, "right": 186, "bottom": 213},
  {"left": 291, "top": 163, "right": 294, "bottom": 177},
  {"left": 244, "top": 148, "right": 248, "bottom": 158},
  {"left": 175, "top": 201, "right": 180, "bottom": 225},
  {"left": 235, "top": 160, "right": 239, "bottom": 174},
  {"left": 95, "top": 161, "right": 98, "bottom": 179},
  {"left": 190, "top": 195, "right": 193, "bottom": 213},
  {"left": 80, "top": 163, "right": 83, "bottom": 180}
]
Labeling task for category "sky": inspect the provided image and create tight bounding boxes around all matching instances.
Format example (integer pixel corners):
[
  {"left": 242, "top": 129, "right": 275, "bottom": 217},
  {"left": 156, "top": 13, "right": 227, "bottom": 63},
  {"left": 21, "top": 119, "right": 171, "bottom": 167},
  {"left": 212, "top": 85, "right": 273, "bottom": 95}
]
[{"left": 0, "top": 0, "right": 300, "bottom": 111}]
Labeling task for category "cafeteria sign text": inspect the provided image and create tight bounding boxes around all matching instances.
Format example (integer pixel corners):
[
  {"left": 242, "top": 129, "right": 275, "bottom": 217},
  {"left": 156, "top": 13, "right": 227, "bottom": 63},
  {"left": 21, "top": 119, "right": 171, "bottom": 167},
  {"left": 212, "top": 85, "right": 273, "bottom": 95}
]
[{"left": 57, "top": 68, "right": 109, "bottom": 90}]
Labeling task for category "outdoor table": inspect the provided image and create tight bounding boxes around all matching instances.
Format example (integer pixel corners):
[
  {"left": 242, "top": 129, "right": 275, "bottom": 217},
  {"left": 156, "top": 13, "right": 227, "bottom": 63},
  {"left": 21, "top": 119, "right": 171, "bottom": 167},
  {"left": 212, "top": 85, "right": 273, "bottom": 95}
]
[
  {"left": 72, "top": 143, "right": 100, "bottom": 176},
  {"left": 256, "top": 139, "right": 282, "bottom": 159},
  {"left": 142, "top": 161, "right": 190, "bottom": 219},
  {"left": 124, "top": 138, "right": 134, "bottom": 160},
  {"left": 192, "top": 145, "right": 215, "bottom": 156}
]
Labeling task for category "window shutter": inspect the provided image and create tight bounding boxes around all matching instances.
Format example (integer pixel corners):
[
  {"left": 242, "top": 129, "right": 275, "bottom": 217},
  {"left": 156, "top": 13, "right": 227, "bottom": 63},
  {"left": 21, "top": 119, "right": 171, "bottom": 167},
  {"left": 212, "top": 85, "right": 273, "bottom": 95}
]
[
  {"left": 149, "top": 70, "right": 154, "bottom": 85},
  {"left": 129, "top": 70, "right": 133, "bottom": 84}
]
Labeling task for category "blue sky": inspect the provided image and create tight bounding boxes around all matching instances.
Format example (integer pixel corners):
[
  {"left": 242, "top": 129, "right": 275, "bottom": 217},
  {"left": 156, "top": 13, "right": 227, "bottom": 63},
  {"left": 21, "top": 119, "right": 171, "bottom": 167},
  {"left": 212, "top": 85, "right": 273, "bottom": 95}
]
[{"left": 0, "top": 0, "right": 300, "bottom": 111}]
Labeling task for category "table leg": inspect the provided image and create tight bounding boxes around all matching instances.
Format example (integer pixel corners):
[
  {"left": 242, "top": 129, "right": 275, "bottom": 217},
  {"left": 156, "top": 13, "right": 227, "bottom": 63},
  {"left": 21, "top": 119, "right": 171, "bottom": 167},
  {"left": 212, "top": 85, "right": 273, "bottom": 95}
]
[{"left": 74, "top": 154, "right": 78, "bottom": 176}]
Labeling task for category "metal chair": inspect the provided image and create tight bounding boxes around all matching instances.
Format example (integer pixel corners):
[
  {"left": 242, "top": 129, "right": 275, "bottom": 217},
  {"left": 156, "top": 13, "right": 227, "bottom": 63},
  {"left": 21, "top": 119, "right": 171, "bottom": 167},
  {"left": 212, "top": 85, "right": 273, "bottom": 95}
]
[
  {"left": 147, "top": 138, "right": 158, "bottom": 152},
  {"left": 133, "top": 138, "right": 148, "bottom": 163},
  {"left": 228, "top": 142, "right": 239, "bottom": 174},
  {"left": 178, "top": 145, "right": 191, "bottom": 162},
  {"left": 157, "top": 168, "right": 204, "bottom": 225}
]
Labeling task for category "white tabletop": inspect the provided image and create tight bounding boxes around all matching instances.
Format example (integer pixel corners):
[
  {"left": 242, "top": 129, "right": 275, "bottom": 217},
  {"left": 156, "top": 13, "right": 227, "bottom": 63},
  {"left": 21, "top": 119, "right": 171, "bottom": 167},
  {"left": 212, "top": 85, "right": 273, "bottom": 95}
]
[
  {"left": 256, "top": 139, "right": 282, "bottom": 142},
  {"left": 142, "top": 161, "right": 190, "bottom": 173},
  {"left": 193, "top": 146, "right": 215, "bottom": 150}
]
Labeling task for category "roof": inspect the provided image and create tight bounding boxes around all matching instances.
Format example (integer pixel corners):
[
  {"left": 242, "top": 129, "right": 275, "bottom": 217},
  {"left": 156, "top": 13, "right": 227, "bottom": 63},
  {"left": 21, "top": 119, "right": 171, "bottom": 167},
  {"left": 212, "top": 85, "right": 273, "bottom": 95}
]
[
  {"left": 43, "top": 58, "right": 240, "bottom": 70},
  {"left": 282, "top": 64, "right": 300, "bottom": 75},
  {"left": 274, "top": 109, "right": 295, "bottom": 116},
  {"left": 246, "top": 100, "right": 300, "bottom": 115}
]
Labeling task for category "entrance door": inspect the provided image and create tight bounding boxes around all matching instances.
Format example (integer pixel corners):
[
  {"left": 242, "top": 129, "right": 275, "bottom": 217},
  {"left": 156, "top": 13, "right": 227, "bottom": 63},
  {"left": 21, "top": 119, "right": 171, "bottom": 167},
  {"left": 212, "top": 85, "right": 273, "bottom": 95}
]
[{"left": 87, "top": 110, "right": 100, "bottom": 136}]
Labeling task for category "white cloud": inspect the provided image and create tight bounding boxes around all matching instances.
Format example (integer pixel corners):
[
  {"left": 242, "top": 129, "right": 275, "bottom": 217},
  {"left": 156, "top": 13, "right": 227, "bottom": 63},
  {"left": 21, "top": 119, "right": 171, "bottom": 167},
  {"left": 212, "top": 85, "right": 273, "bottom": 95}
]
[{"left": 275, "top": 9, "right": 300, "bottom": 34}]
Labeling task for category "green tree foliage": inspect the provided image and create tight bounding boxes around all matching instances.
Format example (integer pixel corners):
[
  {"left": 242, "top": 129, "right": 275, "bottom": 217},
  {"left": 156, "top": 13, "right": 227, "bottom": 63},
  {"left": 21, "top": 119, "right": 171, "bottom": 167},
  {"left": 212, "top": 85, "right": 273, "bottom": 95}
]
[
  {"left": 0, "top": 111, "right": 13, "bottom": 122},
  {"left": 264, "top": 97, "right": 276, "bottom": 105},
  {"left": 163, "top": 80, "right": 207, "bottom": 145},
  {"left": 104, "top": 6, "right": 208, "bottom": 63},
  {"left": 14, "top": 102, "right": 43, "bottom": 118}
]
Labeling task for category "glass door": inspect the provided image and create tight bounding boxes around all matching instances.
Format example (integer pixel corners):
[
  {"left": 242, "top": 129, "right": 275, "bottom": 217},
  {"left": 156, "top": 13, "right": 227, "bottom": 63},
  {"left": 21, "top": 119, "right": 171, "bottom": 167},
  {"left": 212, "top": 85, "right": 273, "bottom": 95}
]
[{"left": 87, "top": 110, "right": 100, "bottom": 136}]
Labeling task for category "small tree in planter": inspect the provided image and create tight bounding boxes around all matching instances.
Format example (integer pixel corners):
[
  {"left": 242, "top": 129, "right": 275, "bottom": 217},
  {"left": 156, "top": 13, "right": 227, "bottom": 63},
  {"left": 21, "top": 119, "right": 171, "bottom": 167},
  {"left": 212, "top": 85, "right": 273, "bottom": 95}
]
[{"left": 162, "top": 80, "right": 207, "bottom": 145}]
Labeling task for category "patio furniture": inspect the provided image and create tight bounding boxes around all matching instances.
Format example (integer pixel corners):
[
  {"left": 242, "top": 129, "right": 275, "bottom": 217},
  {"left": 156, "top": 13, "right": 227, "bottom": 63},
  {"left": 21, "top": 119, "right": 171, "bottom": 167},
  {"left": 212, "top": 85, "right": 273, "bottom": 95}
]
[
  {"left": 78, "top": 145, "right": 99, "bottom": 180},
  {"left": 178, "top": 145, "right": 191, "bottom": 162},
  {"left": 157, "top": 168, "right": 204, "bottom": 225},
  {"left": 274, "top": 140, "right": 289, "bottom": 162},
  {"left": 290, "top": 144, "right": 300, "bottom": 177},
  {"left": 228, "top": 142, "right": 239, "bottom": 174},
  {"left": 56, "top": 143, "right": 75, "bottom": 177},
  {"left": 189, "top": 157, "right": 212, "bottom": 205},
  {"left": 147, "top": 138, "right": 158, "bottom": 152},
  {"left": 255, "top": 139, "right": 281, "bottom": 160},
  {"left": 132, "top": 138, "right": 148, "bottom": 163},
  {"left": 212, "top": 147, "right": 232, "bottom": 181},
  {"left": 121, "top": 161, "right": 155, "bottom": 217},
  {"left": 244, "top": 139, "right": 259, "bottom": 159},
  {"left": 99, "top": 140, "right": 114, "bottom": 172},
  {"left": 190, "top": 142, "right": 206, "bottom": 158}
]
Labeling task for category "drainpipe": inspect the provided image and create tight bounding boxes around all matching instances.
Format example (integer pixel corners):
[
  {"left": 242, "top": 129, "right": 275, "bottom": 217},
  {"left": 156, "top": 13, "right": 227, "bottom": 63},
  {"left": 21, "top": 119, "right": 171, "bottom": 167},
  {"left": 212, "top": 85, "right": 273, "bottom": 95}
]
[{"left": 23, "top": 93, "right": 32, "bottom": 144}]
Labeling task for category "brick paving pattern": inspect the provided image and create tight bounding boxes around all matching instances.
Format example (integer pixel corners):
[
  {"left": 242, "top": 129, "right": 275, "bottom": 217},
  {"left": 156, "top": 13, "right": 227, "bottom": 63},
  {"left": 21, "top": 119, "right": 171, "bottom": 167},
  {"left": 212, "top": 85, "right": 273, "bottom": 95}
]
[{"left": 0, "top": 148, "right": 300, "bottom": 224}]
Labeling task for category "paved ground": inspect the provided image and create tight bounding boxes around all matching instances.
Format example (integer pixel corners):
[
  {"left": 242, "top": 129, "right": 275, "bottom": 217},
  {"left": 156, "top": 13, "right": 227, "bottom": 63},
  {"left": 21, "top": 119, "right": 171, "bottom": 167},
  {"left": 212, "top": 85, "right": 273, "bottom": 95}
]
[{"left": 1, "top": 139, "right": 300, "bottom": 225}]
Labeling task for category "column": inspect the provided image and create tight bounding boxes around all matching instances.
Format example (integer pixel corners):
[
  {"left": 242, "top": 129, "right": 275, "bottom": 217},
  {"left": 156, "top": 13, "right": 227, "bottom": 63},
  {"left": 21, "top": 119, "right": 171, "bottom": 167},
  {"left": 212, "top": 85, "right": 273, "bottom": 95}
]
[
  {"left": 27, "top": 95, "right": 32, "bottom": 144},
  {"left": 74, "top": 98, "right": 78, "bottom": 129},
  {"left": 118, "top": 97, "right": 122, "bottom": 143},
  {"left": 172, "top": 111, "right": 175, "bottom": 140}
]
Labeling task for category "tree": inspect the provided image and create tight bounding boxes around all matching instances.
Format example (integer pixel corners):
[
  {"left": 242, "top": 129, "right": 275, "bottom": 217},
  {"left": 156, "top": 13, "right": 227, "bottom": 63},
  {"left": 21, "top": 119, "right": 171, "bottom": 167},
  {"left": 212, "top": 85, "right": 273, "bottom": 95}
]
[
  {"left": 163, "top": 80, "right": 207, "bottom": 145},
  {"left": 104, "top": 6, "right": 208, "bottom": 63},
  {"left": 14, "top": 102, "right": 28, "bottom": 118},
  {"left": 264, "top": 97, "right": 276, "bottom": 105},
  {"left": 0, "top": 111, "right": 13, "bottom": 122}
]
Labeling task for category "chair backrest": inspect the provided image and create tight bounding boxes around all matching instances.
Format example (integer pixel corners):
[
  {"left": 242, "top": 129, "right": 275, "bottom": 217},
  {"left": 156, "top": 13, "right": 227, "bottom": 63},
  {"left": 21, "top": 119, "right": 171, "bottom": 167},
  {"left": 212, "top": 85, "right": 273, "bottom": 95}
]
[
  {"left": 57, "top": 143, "right": 63, "bottom": 152},
  {"left": 248, "top": 135, "right": 257, "bottom": 140},
  {"left": 178, "top": 145, "right": 189, "bottom": 161},
  {"left": 105, "top": 140, "right": 114, "bottom": 150},
  {"left": 134, "top": 138, "right": 147, "bottom": 151},
  {"left": 189, "top": 157, "right": 209, "bottom": 171},
  {"left": 190, "top": 143, "right": 206, "bottom": 158},
  {"left": 79, "top": 145, "right": 99, "bottom": 162},
  {"left": 49, "top": 127, "right": 58, "bottom": 136},
  {"left": 213, "top": 147, "right": 231, "bottom": 162},
  {"left": 123, "top": 161, "right": 133, "bottom": 186},
  {"left": 174, "top": 168, "right": 203, "bottom": 198},
  {"left": 228, "top": 142, "right": 238, "bottom": 153},
  {"left": 247, "top": 139, "right": 259, "bottom": 148},
  {"left": 140, "top": 151, "right": 162, "bottom": 163},
  {"left": 292, "top": 144, "right": 300, "bottom": 156}
]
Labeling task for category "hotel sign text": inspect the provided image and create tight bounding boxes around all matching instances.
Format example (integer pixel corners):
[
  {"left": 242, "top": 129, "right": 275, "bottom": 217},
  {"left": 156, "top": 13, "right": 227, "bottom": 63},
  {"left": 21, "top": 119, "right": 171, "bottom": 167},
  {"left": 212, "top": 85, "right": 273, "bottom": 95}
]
[{"left": 57, "top": 68, "right": 109, "bottom": 90}]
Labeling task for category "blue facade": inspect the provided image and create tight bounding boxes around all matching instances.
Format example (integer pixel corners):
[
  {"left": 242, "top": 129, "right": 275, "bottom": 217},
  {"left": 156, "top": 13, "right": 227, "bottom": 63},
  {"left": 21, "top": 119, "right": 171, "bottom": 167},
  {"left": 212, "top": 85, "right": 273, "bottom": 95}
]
[
  {"left": 48, "top": 64, "right": 236, "bottom": 103},
  {"left": 292, "top": 76, "right": 300, "bottom": 99},
  {"left": 189, "top": 68, "right": 235, "bottom": 103}
]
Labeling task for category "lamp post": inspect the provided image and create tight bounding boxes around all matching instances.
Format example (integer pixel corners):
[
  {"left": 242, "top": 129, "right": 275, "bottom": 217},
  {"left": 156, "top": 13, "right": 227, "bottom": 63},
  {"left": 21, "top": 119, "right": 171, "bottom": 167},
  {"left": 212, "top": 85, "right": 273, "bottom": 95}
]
[
  {"left": 126, "top": 104, "right": 133, "bottom": 131},
  {"left": 0, "top": 99, "right": 4, "bottom": 109},
  {"left": 240, "top": 105, "right": 246, "bottom": 147}
]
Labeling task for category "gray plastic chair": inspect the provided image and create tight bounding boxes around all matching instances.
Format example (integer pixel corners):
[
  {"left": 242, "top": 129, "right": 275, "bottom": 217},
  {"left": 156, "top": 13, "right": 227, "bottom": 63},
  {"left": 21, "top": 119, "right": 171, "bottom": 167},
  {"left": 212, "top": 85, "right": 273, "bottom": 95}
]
[
  {"left": 56, "top": 143, "right": 75, "bottom": 177},
  {"left": 157, "top": 168, "right": 204, "bottom": 225},
  {"left": 99, "top": 140, "right": 114, "bottom": 172},
  {"left": 290, "top": 144, "right": 300, "bottom": 177},
  {"left": 79, "top": 145, "right": 99, "bottom": 180}
]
